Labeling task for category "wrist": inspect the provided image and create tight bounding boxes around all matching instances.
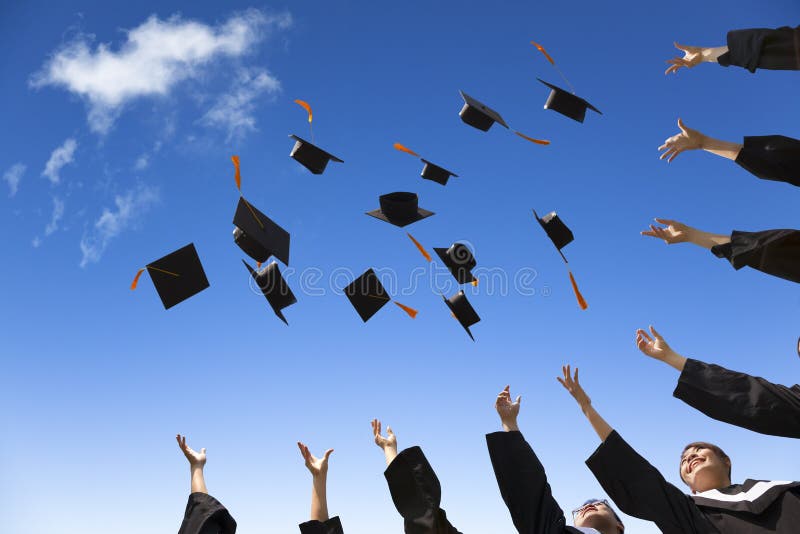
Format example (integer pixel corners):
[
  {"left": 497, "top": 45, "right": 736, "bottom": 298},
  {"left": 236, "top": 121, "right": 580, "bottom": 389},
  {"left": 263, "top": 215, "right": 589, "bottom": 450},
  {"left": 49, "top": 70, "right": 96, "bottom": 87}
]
[{"left": 501, "top": 420, "right": 519, "bottom": 432}]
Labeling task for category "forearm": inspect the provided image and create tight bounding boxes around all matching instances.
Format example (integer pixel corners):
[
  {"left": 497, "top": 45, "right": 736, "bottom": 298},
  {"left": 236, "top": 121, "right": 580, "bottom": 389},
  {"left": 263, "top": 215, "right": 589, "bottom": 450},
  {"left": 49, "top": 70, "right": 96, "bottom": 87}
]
[
  {"left": 687, "top": 228, "right": 731, "bottom": 250},
  {"left": 661, "top": 351, "right": 688, "bottom": 372},
  {"left": 310, "top": 476, "right": 329, "bottom": 521},
  {"left": 501, "top": 419, "right": 519, "bottom": 432},
  {"left": 582, "top": 404, "right": 614, "bottom": 442},
  {"left": 190, "top": 465, "right": 208, "bottom": 494},
  {"left": 701, "top": 135, "right": 743, "bottom": 161},
  {"left": 383, "top": 446, "right": 398, "bottom": 466}
]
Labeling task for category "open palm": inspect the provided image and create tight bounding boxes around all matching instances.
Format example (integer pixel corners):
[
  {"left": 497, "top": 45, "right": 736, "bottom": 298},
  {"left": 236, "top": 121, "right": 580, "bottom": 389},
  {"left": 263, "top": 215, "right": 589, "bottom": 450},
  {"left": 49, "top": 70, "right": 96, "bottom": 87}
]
[{"left": 665, "top": 42, "right": 704, "bottom": 74}]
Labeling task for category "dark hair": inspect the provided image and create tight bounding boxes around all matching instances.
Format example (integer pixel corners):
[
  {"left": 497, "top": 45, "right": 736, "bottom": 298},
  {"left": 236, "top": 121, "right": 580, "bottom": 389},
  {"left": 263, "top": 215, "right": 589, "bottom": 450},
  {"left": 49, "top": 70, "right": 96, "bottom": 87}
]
[
  {"left": 578, "top": 499, "right": 624, "bottom": 532},
  {"left": 680, "top": 442, "right": 731, "bottom": 483}
]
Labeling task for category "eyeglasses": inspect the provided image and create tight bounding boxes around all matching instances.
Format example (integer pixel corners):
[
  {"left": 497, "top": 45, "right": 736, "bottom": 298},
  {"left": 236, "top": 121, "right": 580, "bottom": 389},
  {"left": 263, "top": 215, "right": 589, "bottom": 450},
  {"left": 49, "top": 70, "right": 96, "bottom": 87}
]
[{"left": 571, "top": 499, "right": 610, "bottom": 519}]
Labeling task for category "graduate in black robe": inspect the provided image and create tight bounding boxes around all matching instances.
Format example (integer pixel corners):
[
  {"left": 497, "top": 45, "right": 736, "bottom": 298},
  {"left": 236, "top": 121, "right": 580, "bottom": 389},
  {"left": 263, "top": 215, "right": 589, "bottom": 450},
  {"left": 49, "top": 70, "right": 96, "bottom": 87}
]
[
  {"left": 371, "top": 419, "right": 462, "bottom": 534},
  {"left": 658, "top": 119, "right": 800, "bottom": 188},
  {"left": 642, "top": 219, "right": 800, "bottom": 284},
  {"left": 297, "top": 441, "right": 345, "bottom": 534},
  {"left": 176, "top": 435, "right": 237, "bottom": 534},
  {"left": 487, "top": 386, "right": 624, "bottom": 534},
  {"left": 635, "top": 326, "right": 800, "bottom": 438},
  {"left": 665, "top": 25, "right": 800, "bottom": 75},
  {"left": 557, "top": 366, "right": 800, "bottom": 533}
]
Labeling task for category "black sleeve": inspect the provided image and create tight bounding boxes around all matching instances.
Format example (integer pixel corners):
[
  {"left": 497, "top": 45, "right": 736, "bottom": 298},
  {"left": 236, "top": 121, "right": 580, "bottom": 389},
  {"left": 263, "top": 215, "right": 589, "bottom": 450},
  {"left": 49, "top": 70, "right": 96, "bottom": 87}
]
[
  {"left": 485, "top": 431, "right": 570, "bottom": 534},
  {"left": 177, "top": 492, "right": 237, "bottom": 534},
  {"left": 735, "top": 135, "right": 800, "bottom": 187},
  {"left": 585, "top": 431, "right": 711, "bottom": 534},
  {"left": 299, "top": 516, "right": 344, "bottom": 534},
  {"left": 674, "top": 358, "right": 800, "bottom": 438},
  {"left": 711, "top": 229, "right": 800, "bottom": 284},
  {"left": 384, "top": 446, "right": 462, "bottom": 534},
  {"left": 717, "top": 26, "right": 800, "bottom": 71}
]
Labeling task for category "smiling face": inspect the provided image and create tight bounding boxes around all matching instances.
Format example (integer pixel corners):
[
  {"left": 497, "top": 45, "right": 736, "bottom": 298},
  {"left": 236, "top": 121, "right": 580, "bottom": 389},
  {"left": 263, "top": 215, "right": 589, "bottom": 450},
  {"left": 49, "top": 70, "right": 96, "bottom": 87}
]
[
  {"left": 573, "top": 500, "right": 624, "bottom": 533},
  {"left": 679, "top": 442, "right": 732, "bottom": 493}
]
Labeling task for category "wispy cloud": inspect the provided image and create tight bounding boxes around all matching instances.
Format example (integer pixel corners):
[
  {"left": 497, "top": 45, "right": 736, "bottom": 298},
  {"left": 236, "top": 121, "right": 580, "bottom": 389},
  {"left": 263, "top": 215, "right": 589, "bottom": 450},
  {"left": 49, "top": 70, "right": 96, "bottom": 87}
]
[
  {"left": 42, "top": 138, "right": 77, "bottom": 185},
  {"left": 32, "top": 237, "right": 41, "bottom": 248},
  {"left": 44, "top": 196, "right": 65, "bottom": 236},
  {"left": 201, "top": 68, "right": 280, "bottom": 141},
  {"left": 3, "top": 163, "right": 26, "bottom": 197},
  {"left": 32, "top": 10, "right": 292, "bottom": 134},
  {"left": 79, "top": 185, "right": 159, "bottom": 267},
  {"left": 134, "top": 154, "right": 150, "bottom": 170}
]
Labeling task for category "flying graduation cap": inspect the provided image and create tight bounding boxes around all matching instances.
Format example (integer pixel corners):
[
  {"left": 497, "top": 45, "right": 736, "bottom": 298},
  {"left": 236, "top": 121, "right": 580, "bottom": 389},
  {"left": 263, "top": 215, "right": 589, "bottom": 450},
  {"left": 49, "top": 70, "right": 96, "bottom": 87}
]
[
  {"left": 458, "top": 90, "right": 550, "bottom": 146},
  {"left": 442, "top": 290, "right": 480, "bottom": 341},
  {"left": 532, "top": 209, "right": 588, "bottom": 310},
  {"left": 230, "top": 156, "right": 291, "bottom": 266},
  {"left": 344, "top": 268, "right": 418, "bottom": 322},
  {"left": 242, "top": 260, "right": 297, "bottom": 324},
  {"left": 367, "top": 192, "right": 434, "bottom": 228},
  {"left": 130, "top": 243, "right": 210, "bottom": 309},
  {"left": 434, "top": 242, "right": 478, "bottom": 285},
  {"left": 393, "top": 143, "right": 459, "bottom": 186},
  {"left": 289, "top": 100, "right": 343, "bottom": 174},
  {"left": 531, "top": 41, "right": 601, "bottom": 123}
]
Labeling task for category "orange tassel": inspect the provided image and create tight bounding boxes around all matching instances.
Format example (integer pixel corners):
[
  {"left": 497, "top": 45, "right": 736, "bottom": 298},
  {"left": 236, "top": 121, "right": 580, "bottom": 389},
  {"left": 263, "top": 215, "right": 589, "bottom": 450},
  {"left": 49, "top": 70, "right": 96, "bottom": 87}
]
[
  {"left": 531, "top": 41, "right": 556, "bottom": 65},
  {"left": 294, "top": 99, "right": 313, "bottom": 123},
  {"left": 471, "top": 278, "right": 478, "bottom": 286},
  {"left": 395, "top": 301, "right": 418, "bottom": 319},
  {"left": 256, "top": 261, "right": 262, "bottom": 269},
  {"left": 515, "top": 131, "right": 550, "bottom": 145},
  {"left": 406, "top": 232, "right": 432, "bottom": 262},
  {"left": 568, "top": 271, "right": 588, "bottom": 310},
  {"left": 130, "top": 268, "right": 145, "bottom": 290},
  {"left": 231, "top": 155, "right": 241, "bottom": 191},
  {"left": 393, "top": 143, "right": 420, "bottom": 157}
]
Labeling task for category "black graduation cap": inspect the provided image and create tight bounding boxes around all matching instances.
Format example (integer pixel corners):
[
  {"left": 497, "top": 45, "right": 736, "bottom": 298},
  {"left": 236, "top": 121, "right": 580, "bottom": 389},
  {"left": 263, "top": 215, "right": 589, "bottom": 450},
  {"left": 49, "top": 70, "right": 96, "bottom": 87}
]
[
  {"left": 443, "top": 290, "right": 480, "bottom": 341},
  {"left": 420, "top": 159, "right": 458, "bottom": 186},
  {"left": 289, "top": 134, "right": 343, "bottom": 175},
  {"left": 537, "top": 79, "right": 601, "bottom": 123},
  {"left": 458, "top": 91, "right": 509, "bottom": 131},
  {"left": 532, "top": 208, "right": 573, "bottom": 262},
  {"left": 242, "top": 260, "right": 296, "bottom": 324},
  {"left": 344, "top": 268, "right": 391, "bottom": 322},
  {"left": 232, "top": 197, "right": 290, "bottom": 266},
  {"left": 366, "top": 192, "right": 434, "bottom": 227},
  {"left": 133, "top": 243, "right": 210, "bottom": 310},
  {"left": 434, "top": 243, "right": 477, "bottom": 285}
]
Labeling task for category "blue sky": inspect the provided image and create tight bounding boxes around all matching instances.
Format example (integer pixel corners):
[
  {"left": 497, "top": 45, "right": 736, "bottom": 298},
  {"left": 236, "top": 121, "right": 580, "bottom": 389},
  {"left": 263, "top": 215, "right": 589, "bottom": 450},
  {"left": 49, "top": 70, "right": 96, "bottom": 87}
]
[{"left": 1, "top": 1, "right": 799, "bottom": 533}]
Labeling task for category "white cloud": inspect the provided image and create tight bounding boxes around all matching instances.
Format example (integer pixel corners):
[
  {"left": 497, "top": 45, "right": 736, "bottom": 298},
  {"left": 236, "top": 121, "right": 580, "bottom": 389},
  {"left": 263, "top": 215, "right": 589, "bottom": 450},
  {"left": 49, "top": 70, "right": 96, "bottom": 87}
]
[
  {"left": 44, "top": 197, "right": 65, "bottom": 236},
  {"left": 79, "top": 185, "right": 159, "bottom": 267},
  {"left": 3, "top": 163, "right": 26, "bottom": 197},
  {"left": 32, "top": 10, "right": 292, "bottom": 134},
  {"left": 201, "top": 68, "right": 280, "bottom": 141},
  {"left": 42, "top": 138, "right": 77, "bottom": 185},
  {"left": 134, "top": 154, "right": 149, "bottom": 170},
  {"left": 32, "top": 237, "right": 41, "bottom": 248}
]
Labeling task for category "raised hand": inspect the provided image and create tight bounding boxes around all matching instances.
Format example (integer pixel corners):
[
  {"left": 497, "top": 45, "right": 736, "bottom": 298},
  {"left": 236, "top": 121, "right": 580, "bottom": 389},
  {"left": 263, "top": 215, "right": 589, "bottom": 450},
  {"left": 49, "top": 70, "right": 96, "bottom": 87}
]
[
  {"left": 658, "top": 119, "right": 706, "bottom": 162},
  {"left": 636, "top": 326, "right": 687, "bottom": 371},
  {"left": 557, "top": 365, "right": 591, "bottom": 411},
  {"left": 495, "top": 385, "right": 521, "bottom": 431},
  {"left": 371, "top": 419, "right": 397, "bottom": 451},
  {"left": 665, "top": 42, "right": 705, "bottom": 74},
  {"left": 297, "top": 441, "right": 333, "bottom": 478},
  {"left": 176, "top": 434, "right": 206, "bottom": 468},
  {"left": 641, "top": 218, "right": 694, "bottom": 245}
]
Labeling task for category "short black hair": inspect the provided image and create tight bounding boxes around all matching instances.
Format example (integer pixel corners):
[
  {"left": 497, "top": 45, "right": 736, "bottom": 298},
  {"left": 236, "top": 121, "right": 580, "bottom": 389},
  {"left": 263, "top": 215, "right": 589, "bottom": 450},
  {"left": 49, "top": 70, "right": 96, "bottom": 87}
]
[
  {"left": 578, "top": 498, "right": 624, "bottom": 532},
  {"left": 680, "top": 442, "right": 731, "bottom": 483}
]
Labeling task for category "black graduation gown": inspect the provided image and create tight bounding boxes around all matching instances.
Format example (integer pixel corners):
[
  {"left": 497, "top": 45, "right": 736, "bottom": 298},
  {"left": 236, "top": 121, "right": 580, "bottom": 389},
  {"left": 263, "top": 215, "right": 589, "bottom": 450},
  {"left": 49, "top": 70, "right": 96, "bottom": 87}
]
[
  {"left": 673, "top": 358, "right": 800, "bottom": 438},
  {"left": 299, "top": 516, "right": 345, "bottom": 534},
  {"left": 486, "top": 431, "right": 599, "bottom": 534},
  {"left": 735, "top": 135, "right": 800, "bottom": 187},
  {"left": 711, "top": 229, "right": 800, "bottom": 283},
  {"left": 586, "top": 430, "right": 800, "bottom": 533},
  {"left": 384, "top": 446, "right": 462, "bottom": 534},
  {"left": 177, "top": 492, "right": 237, "bottom": 534},
  {"left": 717, "top": 26, "right": 800, "bottom": 72}
]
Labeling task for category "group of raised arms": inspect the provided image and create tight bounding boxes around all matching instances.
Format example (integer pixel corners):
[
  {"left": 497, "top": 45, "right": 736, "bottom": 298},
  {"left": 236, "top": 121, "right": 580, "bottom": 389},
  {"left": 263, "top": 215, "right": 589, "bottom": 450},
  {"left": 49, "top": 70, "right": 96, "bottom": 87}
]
[{"left": 174, "top": 23, "right": 800, "bottom": 534}]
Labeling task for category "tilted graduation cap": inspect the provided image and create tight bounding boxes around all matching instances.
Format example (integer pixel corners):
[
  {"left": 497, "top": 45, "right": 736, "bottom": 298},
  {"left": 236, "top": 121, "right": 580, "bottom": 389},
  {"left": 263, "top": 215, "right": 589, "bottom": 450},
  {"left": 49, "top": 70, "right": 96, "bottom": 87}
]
[
  {"left": 531, "top": 41, "right": 601, "bottom": 123},
  {"left": 242, "top": 260, "right": 296, "bottom": 324},
  {"left": 443, "top": 290, "right": 480, "bottom": 341},
  {"left": 532, "top": 209, "right": 587, "bottom": 310},
  {"left": 434, "top": 242, "right": 477, "bottom": 285},
  {"left": 130, "top": 243, "right": 210, "bottom": 310},
  {"left": 366, "top": 192, "right": 434, "bottom": 227},
  {"left": 458, "top": 91, "right": 509, "bottom": 131},
  {"left": 538, "top": 79, "right": 601, "bottom": 123},
  {"left": 344, "top": 268, "right": 417, "bottom": 322},
  {"left": 232, "top": 197, "right": 290, "bottom": 266},
  {"left": 393, "top": 143, "right": 459, "bottom": 186},
  {"left": 289, "top": 99, "right": 343, "bottom": 174}
]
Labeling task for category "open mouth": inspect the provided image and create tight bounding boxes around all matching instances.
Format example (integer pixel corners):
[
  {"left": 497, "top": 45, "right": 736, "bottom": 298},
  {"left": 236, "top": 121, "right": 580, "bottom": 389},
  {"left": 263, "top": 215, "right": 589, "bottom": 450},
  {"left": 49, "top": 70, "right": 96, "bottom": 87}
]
[
  {"left": 581, "top": 505, "right": 598, "bottom": 517},
  {"left": 689, "top": 458, "right": 704, "bottom": 473}
]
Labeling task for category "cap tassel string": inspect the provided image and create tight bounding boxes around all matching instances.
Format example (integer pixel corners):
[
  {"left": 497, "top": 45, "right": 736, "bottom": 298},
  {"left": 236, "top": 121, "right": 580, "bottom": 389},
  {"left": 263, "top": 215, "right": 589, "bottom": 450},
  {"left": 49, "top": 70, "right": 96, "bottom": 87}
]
[
  {"left": 406, "top": 232, "right": 432, "bottom": 262},
  {"left": 231, "top": 155, "right": 265, "bottom": 230},
  {"left": 394, "top": 301, "right": 418, "bottom": 319},
  {"left": 568, "top": 270, "right": 588, "bottom": 310},
  {"left": 294, "top": 99, "right": 314, "bottom": 143},
  {"left": 531, "top": 40, "right": 576, "bottom": 94},
  {"left": 130, "top": 266, "right": 180, "bottom": 290}
]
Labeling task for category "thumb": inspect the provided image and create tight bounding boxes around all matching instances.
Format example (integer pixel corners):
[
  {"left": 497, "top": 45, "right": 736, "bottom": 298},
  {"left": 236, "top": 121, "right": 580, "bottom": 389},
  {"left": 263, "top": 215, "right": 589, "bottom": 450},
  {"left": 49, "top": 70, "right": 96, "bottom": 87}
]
[
  {"left": 323, "top": 449, "right": 334, "bottom": 460},
  {"left": 515, "top": 395, "right": 522, "bottom": 404},
  {"left": 200, "top": 448, "right": 206, "bottom": 455},
  {"left": 386, "top": 426, "right": 394, "bottom": 435},
  {"left": 677, "top": 118, "right": 687, "bottom": 133}
]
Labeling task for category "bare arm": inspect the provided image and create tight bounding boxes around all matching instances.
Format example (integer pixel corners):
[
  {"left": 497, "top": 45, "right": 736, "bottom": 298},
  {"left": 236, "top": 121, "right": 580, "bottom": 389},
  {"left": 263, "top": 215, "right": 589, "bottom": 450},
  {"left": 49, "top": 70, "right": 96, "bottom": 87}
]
[
  {"left": 665, "top": 43, "right": 729, "bottom": 75},
  {"left": 176, "top": 434, "right": 208, "bottom": 494},
  {"left": 557, "top": 366, "right": 613, "bottom": 442},
  {"left": 372, "top": 419, "right": 398, "bottom": 466},
  {"left": 658, "top": 118, "right": 742, "bottom": 163},
  {"left": 642, "top": 218, "right": 731, "bottom": 250},
  {"left": 298, "top": 442, "right": 333, "bottom": 522},
  {"left": 636, "top": 326, "right": 687, "bottom": 372}
]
